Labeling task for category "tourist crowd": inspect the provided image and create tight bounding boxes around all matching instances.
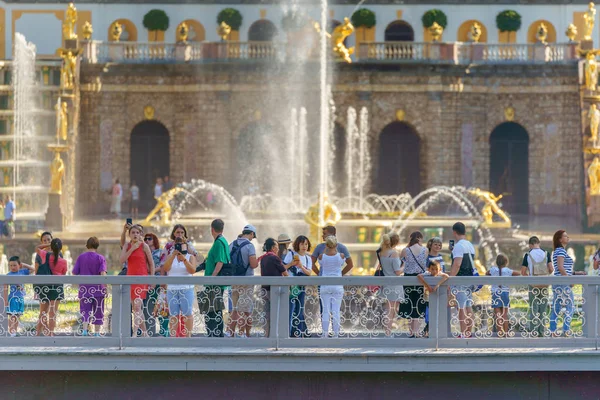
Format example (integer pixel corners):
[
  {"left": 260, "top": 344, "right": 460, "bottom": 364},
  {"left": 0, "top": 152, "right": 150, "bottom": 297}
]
[{"left": 2, "top": 221, "right": 589, "bottom": 338}]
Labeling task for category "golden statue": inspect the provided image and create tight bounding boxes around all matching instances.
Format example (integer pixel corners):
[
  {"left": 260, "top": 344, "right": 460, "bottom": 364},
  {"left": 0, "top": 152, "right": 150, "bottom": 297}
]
[
  {"left": 314, "top": 17, "right": 355, "bottom": 63},
  {"left": 470, "top": 22, "right": 482, "bottom": 43},
  {"left": 584, "top": 2, "right": 597, "bottom": 41},
  {"left": 566, "top": 23, "right": 578, "bottom": 42},
  {"left": 144, "top": 105, "right": 155, "bottom": 120},
  {"left": 536, "top": 23, "right": 548, "bottom": 44},
  {"left": 144, "top": 187, "right": 184, "bottom": 225},
  {"left": 50, "top": 151, "right": 65, "bottom": 195},
  {"left": 586, "top": 51, "right": 598, "bottom": 91},
  {"left": 469, "top": 188, "right": 511, "bottom": 227},
  {"left": 589, "top": 104, "right": 600, "bottom": 145},
  {"left": 1, "top": 167, "right": 10, "bottom": 186},
  {"left": 110, "top": 22, "right": 123, "bottom": 42},
  {"left": 56, "top": 101, "right": 68, "bottom": 141},
  {"left": 62, "top": 3, "right": 78, "bottom": 40},
  {"left": 82, "top": 21, "right": 93, "bottom": 40},
  {"left": 217, "top": 21, "right": 231, "bottom": 41},
  {"left": 589, "top": 157, "right": 600, "bottom": 195},
  {"left": 429, "top": 22, "right": 444, "bottom": 42},
  {"left": 58, "top": 48, "right": 81, "bottom": 90},
  {"left": 304, "top": 193, "right": 342, "bottom": 246},
  {"left": 177, "top": 22, "right": 189, "bottom": 42}
]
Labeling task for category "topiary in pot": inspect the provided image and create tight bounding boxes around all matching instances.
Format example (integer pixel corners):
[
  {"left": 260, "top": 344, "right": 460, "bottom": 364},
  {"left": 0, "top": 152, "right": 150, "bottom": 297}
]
[
  {"left": 351, "top": 8, "right": 376, "bottom": 29},
  {"left": 217, "top": 8, "right": 243, "bottom": 31},
  {"left": 421, "top": 9, "right": 448, "bottom": 29},
  {"left": 496, "top": 10, "right": 522, "bottom": 42},
  {"left": 143, "top": 9, "right": 170, "bottom": 41}
]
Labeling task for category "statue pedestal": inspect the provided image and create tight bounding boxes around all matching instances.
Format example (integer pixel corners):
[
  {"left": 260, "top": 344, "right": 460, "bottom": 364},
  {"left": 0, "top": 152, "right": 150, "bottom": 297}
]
[
  {"left": 175, "top": 44, "right": 191, "bottom": 62},
  {"left": 533, "top": 44, "right": 550, "bottom": 62},
  {"left": 108, "top": 44, "right": 124, "bottom": 62},
  {"left": 45, "top": 193, "right": 64, "bottom": 232}
]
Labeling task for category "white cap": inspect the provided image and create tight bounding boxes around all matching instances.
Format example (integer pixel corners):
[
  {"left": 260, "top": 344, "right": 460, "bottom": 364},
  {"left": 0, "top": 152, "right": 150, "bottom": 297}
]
[{"left": 242, "top": 224, "right": 258, "bottom": 239}]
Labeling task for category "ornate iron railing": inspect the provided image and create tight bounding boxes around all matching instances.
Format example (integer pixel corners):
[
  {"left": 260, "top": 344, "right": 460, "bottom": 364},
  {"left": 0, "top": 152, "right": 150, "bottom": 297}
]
[{"left": 0, "top": 275, "right": 597, "bottom": 348}]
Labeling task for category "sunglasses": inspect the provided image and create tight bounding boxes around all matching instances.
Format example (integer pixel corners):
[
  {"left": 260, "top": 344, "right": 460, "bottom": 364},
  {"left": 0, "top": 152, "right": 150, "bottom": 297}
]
[{"left": 144, "top": 237, "right": 153, "bottom": 242}]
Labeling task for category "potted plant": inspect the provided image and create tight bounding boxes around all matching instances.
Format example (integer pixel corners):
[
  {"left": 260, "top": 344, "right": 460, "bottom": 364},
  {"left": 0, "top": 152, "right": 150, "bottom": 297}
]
[
  {"left": 143, "top": 9, "right": 170, "bottom": 41},
  {"left": 496, "top": 10, "right": 521, "bottom": 43},
  {"left": 217, "top": 8, "right": 243, "bottom": 32},
  {"left": 351, "top": 8, "right": 376, "bottom": 56},
  {"left": 421, "top": 9, "right": 448, "bottom": 35}
]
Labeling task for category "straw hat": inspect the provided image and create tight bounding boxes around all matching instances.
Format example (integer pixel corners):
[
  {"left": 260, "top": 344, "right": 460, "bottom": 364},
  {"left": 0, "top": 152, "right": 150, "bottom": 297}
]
[{"left": 277, "top": 233, "right": 292, "bottom": 244}]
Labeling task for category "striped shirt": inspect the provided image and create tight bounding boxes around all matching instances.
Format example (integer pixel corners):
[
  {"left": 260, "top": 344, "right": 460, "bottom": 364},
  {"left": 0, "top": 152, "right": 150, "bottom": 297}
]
[
  {"left": 552, "top": 247, "right": 573, "bottom": 276},
  {"left": 427, "top": 254, "right": 446, "bottom": 272}
]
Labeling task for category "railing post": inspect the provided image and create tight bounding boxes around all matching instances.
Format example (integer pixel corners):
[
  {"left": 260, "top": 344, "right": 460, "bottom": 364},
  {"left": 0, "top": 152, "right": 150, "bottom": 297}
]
[
  {"left": 269, "top": 285, "right": 290, "bottom": 348},
  {"left": 111, "top": 284, "right": 131, "bottom": 348},
  {"left": 582, "top": 283, "right": 599, "bottom": 341},
  {"left": 429, "top": 283, "right": 449, "bottom": 348}
]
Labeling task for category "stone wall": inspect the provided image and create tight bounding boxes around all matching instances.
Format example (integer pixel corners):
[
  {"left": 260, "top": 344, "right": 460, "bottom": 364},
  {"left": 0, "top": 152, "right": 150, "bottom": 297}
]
[{"left": 77, "top": 62, "right": 582, "bottom": 223}]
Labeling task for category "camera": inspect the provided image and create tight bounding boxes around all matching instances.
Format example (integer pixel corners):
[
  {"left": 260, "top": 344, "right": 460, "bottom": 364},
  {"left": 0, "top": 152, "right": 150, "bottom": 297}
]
[{"left": 174, "top": 243, "right": 183, "bottom": 253}]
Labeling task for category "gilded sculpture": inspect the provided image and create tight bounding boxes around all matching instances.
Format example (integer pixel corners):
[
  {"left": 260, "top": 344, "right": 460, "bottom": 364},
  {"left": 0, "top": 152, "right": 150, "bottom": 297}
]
[
  {"left": 584, "top": 2, "right": 597, "bottom": 41},
  {"left": 62, "top": 3, "right": 78, "bottom": 40},
  {"left": 57, "top": 101, "right": 68, "bottom": 142},
  {"left": 589, "top": 104, "right": 600, "bottom": 146},
  {"left": 429, "top": 22, "right": 444, "bottom": 42},
  {"left": 217, "top": 21, "right": 231, "bottom": 41},
  {"left": 566, "top": 23, "right": 578, "bottom": 42},
  {"left": 470, "top": 22, "right": 482, "bottom": 43},
  {"left": 504, "top": 106, "right": 515, "bottom": 122},
  {"left": 144, "top": 187, "right": 184, "bottom": 225},
  {"left": 536, "top": 23, "right": 548, "bottom": 44},
  {"left": 50, "top": 151, "right": 65, "bottom": 195},
  {"left": 110, "top": 22, "right": 123, "bottom": 42},
  {"left": 589, "top": 157, "right": 600, "bottom": 195},
  {"left": 82, "top": 21, "right": 93, "bottom": 40},
  {"left": 58, "top": 48, "right": 81, "bottom": 90},
  {"left": 304, "top": 194, "right": 342, "bottom": 247},
  {"left": 585, "top": 52, "right": 598, "bottom": 91},
  {"left": 177, "top": 22, "right": 189, "bottom": 42},
  {"left": 469, "top": 188, "right": 511, "bottom": 227},
  {"left": 314, "top": 17, "right": 355, "bottom": 63}
]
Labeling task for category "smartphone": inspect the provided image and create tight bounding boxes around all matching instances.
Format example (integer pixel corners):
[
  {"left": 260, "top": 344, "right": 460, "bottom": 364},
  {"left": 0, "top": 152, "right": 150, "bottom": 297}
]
[
  {"left": 174, "top": 243, "right": 182, "bottom": 253},
  {"left": 449, "top": 239, "right": 455, "bottom": 251},
  {"left": 126, "top": 218, "right": 132, "bottom": 225}
]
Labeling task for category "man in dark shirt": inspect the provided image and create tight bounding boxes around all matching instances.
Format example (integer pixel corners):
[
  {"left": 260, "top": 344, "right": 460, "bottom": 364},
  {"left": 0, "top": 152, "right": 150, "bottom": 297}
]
[{"left": 259, "top": 237, "right": 289, "bottom": 336}]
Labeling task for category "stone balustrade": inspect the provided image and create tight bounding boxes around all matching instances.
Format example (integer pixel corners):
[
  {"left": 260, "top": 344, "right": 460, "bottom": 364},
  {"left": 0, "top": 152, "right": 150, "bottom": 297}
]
[{"left": 80, "top": 40, "right": 581, "bottom": 64}]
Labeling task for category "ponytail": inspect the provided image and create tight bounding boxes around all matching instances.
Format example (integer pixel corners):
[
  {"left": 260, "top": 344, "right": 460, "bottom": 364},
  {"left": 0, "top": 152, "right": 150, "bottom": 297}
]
[
  {"left": 408, "top": 231, "right": 423, "bottom": 247},
  {"left": 50, "top": 238, "right": 63, "bottom": 267}
]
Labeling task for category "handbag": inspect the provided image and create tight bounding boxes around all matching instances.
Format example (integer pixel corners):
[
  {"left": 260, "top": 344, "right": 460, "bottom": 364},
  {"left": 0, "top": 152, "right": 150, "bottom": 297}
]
[
  {"left": 33, "top": 253, "right": 53, "bottom": 296},
  {"left": 467, "top": 252, "right": 483, "bottom": 292},
  {"left": 368, "top": 249, "right": 384, "bottom": 293}
]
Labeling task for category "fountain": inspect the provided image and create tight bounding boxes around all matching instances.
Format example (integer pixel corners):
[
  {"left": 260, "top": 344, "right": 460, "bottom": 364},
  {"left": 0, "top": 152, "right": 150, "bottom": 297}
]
[{"left": 0, "top": 33, "right": 49, "bottom": 230}]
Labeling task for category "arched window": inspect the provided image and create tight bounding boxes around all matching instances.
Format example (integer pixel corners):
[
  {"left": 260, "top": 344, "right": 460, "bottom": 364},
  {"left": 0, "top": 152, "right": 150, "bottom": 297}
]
[
  {"left": 384, "top": 20, "right": 414, "bottom": 42},
  {"left": 108, "top": 19, "right": 138, "bottom": 41},
  {"left": 248, "top": 19, "right": 278, "bottom": 41},
  {"left": 457, "top": 20, "right": 488, "bottom": 42}
]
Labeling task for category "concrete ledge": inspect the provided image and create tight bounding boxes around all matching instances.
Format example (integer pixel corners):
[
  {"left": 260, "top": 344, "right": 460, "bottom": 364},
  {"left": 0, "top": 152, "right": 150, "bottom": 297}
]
[{"left": 3, "top": 346, "right": 600, "bottom": 372}]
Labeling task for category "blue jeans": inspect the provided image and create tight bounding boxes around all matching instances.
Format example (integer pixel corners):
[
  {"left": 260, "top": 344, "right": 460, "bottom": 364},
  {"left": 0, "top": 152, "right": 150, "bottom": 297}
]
[
  {"left": 289, "top": 287, "right": 307, "bottom": 338},
  {"left": 550, "top": 285, "right": 574, "bottom": 333}
]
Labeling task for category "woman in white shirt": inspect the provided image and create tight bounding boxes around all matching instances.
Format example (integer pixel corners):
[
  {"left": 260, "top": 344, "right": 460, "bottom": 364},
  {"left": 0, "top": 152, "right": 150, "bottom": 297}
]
[
  {"left": 163, "top": 239, "right": 197, "bottom": 337},
  {"left": 318, "top": 235, "right": 346, "bottom": 338},
  {"left": 283, "top": 235, "right": 313, "bottom": 338}
]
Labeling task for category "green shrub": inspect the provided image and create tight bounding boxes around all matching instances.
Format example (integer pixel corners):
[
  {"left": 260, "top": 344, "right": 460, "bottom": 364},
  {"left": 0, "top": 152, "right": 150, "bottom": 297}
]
[
  {"left": 421, "top": 9, "right": 448, "bottom": 29},
  {"left": 217, "top": 8, "right": 243, "bottom": 31},
  {"left": 351, "top": 8, "right": 376, "bottom": 29}
]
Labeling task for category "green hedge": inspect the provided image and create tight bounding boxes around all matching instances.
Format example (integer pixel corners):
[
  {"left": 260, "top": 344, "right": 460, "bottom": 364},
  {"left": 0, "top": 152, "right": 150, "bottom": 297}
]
[
  {"left": 351, "top": 8, "right": 376, "bottom": 29},
  {"left": 421, "top": 9, "right": 447, "bottom": 29},
  {"left": 496, "top": 10, "right": 522, "bottom": 32},
  {"left": 217, "top": 8, "right": 243, "bottom": 31},
  {"left": 143, "top": 9, "right": 170, "bottom": 32}
]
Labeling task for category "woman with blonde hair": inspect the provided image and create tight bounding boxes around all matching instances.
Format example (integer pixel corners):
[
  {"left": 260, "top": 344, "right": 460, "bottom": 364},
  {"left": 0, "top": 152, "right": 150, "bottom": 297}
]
[
  {"left": 376, "top": 232, "right": 403, "bottom": 336},
  {"left": 318, "top": 235, "right": 346, "bottom": 338}
]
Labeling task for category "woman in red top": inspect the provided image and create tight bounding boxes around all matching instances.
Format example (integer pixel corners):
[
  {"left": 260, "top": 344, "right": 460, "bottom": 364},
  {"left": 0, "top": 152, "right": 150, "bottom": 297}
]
[
  {"left": 34, "top": 238, "right": 68, "bottom": 336},
  {"left": 119, "top": 224, "right": 155, "bottom": 337}
]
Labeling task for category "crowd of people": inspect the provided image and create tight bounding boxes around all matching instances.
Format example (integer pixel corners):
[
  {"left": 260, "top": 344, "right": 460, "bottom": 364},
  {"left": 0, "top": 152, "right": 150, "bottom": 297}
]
[{"left": 1, "top": 220, "right": 591, "bottom": 338}]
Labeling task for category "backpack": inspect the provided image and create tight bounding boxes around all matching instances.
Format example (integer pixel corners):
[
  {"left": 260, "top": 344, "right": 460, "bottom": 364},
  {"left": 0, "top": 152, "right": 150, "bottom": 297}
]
[
  {"left": 528, "top": 250, "right": 549, "bottom": 276},
  {"left": 33, "top": 253, "right": 53, "bottom": 295},
  {"left": 229, "top": 240, "right": 253, "bottom": 276}
]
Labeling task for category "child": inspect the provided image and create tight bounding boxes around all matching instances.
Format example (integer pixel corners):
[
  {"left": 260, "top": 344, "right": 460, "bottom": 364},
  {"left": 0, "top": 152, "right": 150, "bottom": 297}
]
[
  {"left": 486, "top": 254, "right": 520, "bottom": 337},
  {"left": 418, "top": 260, "right": 449, "bottom": 337},
  {"left": 4, "top": 256, "right": 34, "bottom": 336}
]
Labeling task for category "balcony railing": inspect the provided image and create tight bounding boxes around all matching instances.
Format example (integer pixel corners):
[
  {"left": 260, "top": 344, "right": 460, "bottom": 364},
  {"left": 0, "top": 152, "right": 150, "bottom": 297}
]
[
  {"left": 80, "top": 40, "right": 580, "bottom": 65},
  {"left": 0, "top": 275, "right": 598, "bottom": 349}
]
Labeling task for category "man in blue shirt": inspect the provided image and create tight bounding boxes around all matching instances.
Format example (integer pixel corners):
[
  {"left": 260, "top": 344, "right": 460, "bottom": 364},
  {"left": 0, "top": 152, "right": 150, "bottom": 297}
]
[
  {"left": 311, "top": 225, "right": 353, "bottom": 275},
  {"left": 4, "top": 196, "right": 15, "bottom": 239}
]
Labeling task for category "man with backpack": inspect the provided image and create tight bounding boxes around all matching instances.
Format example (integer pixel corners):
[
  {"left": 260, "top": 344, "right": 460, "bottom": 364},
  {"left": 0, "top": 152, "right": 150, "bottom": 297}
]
[
  {"left": 225, "top": 224, "right": 259, "bottom": 338},
  {"left": 520, "top": 236, "right": 554, "bottom": 337}
]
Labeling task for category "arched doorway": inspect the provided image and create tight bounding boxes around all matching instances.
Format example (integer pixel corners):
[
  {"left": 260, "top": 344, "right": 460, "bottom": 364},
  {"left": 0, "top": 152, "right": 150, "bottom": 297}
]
[
  {"left": 248, "top": 19, "right": 278, "bottom": 41},
  {"left": 375, "top": 122, "right": 420, "bottom": 195},
  {"left": 489, "top": 122, "right": 529, "bottom": 215},
  {"left": 130, "top": 120, "right": 170, "bottom": 211},
  {"left": 384, "top": 20, "right": 414, "bottom": 42}
]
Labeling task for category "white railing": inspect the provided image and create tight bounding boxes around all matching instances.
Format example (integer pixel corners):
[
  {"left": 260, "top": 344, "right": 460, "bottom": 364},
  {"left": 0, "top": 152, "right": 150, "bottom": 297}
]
[
  {"left": 0, "top": 275, "right": 597, "bottom": 349},
  {"left": 359, "top": 42, "right": 578, "bottom": 64},
  {"left": 82, "top": 40, "right": 286, "bottom": 64}
]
